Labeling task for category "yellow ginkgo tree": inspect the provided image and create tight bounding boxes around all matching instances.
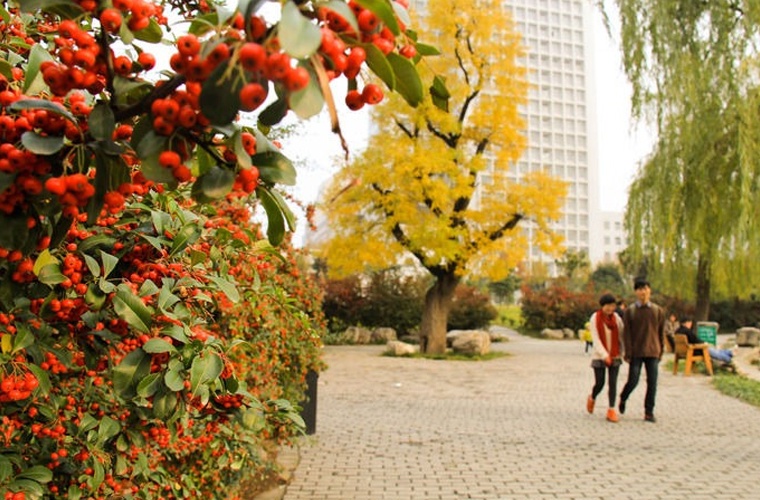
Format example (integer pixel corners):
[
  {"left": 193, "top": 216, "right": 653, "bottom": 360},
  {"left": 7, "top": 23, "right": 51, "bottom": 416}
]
[{"left": 318, "top": 0, "right": 567, "bottom": 354}]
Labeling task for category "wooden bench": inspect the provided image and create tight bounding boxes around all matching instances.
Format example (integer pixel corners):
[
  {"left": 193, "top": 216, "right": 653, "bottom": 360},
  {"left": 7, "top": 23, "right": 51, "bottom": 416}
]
[{"left": 673, "top": 333, "right": 713, "bottom": 376}]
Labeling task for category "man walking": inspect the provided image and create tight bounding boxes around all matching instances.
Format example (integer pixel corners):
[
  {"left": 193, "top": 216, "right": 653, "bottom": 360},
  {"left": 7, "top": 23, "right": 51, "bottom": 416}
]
[{"left": 618, "top": 278, "right": 665, "bottom": 422}]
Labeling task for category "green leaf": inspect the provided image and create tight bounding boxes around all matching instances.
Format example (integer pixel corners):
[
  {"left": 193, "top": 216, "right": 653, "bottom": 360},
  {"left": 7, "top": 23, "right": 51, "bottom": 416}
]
[
  {"left": 355, "top": 0, "right": 399, "bottom": 35},
  {"left": 16, "top": 465, "right": 53, "bottom": 483},
  {"left": 83, "top": 253, "right": 100, "bottom": 278},
  {"left": 153, "top": 390, "right": 178, "bottom": 419},
  {"left": 21, "top": 131, "right": 64, "bottom": 155},
  {"left": 78, "top": 413, "right": 99, "bottom": 433},
  {"left": 190, "top": 352, "right": 223, "bottom": 393},
  {"left": 200, "top": 60, "right": 244, "bottom": 126},
  {"left": 289, "top": 63, "right": 325, "bottom": 119},
  {"left": 191, "top": 166, "right": 234, "bottom": 203},
  {"left": 0, "top": 59, "right": 12, "bottom": 81},
  {"left": 112, "top": 348, "right": 151, "bottom": 398},
  {"left": 100, "top": 250, "right": 118, "bottom": 278},
  {"left": 97, "top": 416, "right": 121, "bottom": 444},
  {"left": 23, "top": 44, "right": 53, "bottom": 95},
  {"left": 415, "top": 43, "right": 441, "bottom": 56},
  {"left": 141, "top": 150, "right": 178, "bottom": 185},
  {"left": 430, "top": 74, "right": 450, "bottom": 112},
  {"left": 157, "top": 286, "right": 180, "bottom": 312},
  {"left": 67, "top": 485, "right": 83, "bottom": 500},
  {"left": 207, "top": 275, "right": 240, "bottom": 303},
  {"left": 0, "top": 456, "right": 12, "bottom": 484},
  {"left": 252, "top": 151, "right": 296, "bottom": 186},
  {"left": 112, "top": 76, "right": 152, "bottom": 108},
  {"left": 258, "top": 97, "right": 289, "bottom": 127},
  {"left": 11, "top": 323, "right": 34, "bottom": 354},
  {"left": 113, "top": 284, "right": 153, "bottom": 333},
  {"left": 169, "top": 223, "right": 202, "bottom": 257},
  {"left": 37, "top": 264, "right": 67, "bottom": 286},
  {"left": 136, "top": 372, "right": 162, "bottom": 397},
  {"left": 9, "top": 98, "right": 76, "bottom": 124},
  {"left": 143, "top": 338, "right": 177, "bottom": 354},
  {"left": 27, "top": 364, "right": 51, "bottom": 394},
  {"left": 89, "top": 102, "right": 116, "bottom": 141},
  {"left": 365, "top": 43, "right": 395, "bottom": 90},
  {"left": 17, "top": 0, "right": 82, "bottom": 17},
  {"left": 189, "top": 12, "right": 219, "bottom": 36},
  {"left": 387, "top": 52, "right": 423, "bottom": 107},
  {"left": 133, "top": 18, "right": 163, "bottom": 43},
  {"left": 135, "top": 128, "right": 168, "bottom": 159},
  {"left": 279, "top": 1, "right": 322, "bottom": 59},
  {"left": 164, "top": 369, "right": 185, "bottom": 392},
  {"left": 257, "top": 186, "right": 286, "bottom": 245},
  {"left": 32, "top": 249, "right": 58, "bottom": 275}
]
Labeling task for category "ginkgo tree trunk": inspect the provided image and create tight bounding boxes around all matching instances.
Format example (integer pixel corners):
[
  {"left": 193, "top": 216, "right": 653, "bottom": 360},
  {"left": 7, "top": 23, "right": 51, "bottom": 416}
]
[{"left": 317, "top": 0, "right": 567, "bottom": 354}]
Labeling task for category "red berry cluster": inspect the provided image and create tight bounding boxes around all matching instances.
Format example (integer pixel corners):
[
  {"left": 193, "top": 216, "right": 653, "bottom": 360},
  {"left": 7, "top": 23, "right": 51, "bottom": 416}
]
[{"left": 0, "top": 370, "right": 38, "bottom": 402}]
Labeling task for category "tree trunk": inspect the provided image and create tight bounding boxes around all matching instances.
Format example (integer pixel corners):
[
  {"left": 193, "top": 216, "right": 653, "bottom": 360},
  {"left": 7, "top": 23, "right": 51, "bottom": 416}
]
[
  {"left": 694, "top": 254, "right": 711, "bottom": 321},
  {"left": 419, "top": 272, "right": 460, "bottom": 354}
]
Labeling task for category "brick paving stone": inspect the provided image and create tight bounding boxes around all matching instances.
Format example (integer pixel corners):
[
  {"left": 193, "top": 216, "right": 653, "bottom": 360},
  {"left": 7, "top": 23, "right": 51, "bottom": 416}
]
[{"left": 281, "top": 328, "right": 760, "bottom": 499}]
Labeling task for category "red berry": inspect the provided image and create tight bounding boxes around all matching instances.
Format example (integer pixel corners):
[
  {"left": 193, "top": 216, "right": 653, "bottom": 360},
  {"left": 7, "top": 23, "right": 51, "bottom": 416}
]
[
  {"left": 345, "top": 90, "right": 364, "bottom": 110},
  {"left": 361, "top": 83, "right": 384, "bottom": 105}
]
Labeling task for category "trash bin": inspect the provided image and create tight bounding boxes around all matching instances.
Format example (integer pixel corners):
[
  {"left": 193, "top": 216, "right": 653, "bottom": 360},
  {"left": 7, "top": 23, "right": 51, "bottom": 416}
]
[
  {"left": 300, "top": 369, "right": 318, "bottom": 435},
  {"left": 696, "top": 321, "right": 719, "bottom": 346}
]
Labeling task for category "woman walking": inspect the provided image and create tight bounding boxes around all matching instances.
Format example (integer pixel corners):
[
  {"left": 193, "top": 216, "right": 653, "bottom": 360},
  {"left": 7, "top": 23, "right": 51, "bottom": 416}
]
[{"left": 586, "top": 293, "right": 625, "bottom": 422}]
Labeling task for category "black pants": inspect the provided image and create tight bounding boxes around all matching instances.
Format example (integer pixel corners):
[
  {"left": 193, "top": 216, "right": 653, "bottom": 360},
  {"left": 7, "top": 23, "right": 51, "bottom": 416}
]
[
  {"left": 591, "top": 363, "right": 620, "bottom": 407},
  {"left": 620, "top": 357, "right": 659, "bottom": 415}
]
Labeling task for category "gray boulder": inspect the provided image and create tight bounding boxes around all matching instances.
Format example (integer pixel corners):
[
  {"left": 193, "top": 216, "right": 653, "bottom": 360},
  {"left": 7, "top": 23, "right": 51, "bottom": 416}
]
[
  {"left": 385, "top": 340, "right": 417, "bottom": 356},
  {"left": 736, "top": 327, "right": 760, "bottom": 347},
  {"left": 450, "top": 330, "right": 491, "bottom": 356},
  {"left": 371, "top": 327, "right": 397, "bottom": 343},
  {"left": 541, "top": 328, "right": 565, "bottom": 340},
  {"left": 343, "top": 326, "right": 372, "bottom": 344}
]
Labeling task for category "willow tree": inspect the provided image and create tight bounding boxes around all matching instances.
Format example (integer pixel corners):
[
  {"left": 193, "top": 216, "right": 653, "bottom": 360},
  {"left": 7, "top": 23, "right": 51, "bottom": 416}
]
[
  {"left": 317, "top": 0, "right": 566, "bottom": 353},
  {"left": 605, "top": 1, "right": 760, "bottom": 319}
]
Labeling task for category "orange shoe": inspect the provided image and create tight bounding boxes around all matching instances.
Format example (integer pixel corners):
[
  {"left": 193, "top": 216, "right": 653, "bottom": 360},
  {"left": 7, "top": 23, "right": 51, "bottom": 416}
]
[
  {"left": 586, "top": 395, "right": 595, "bottom": 414},
  {"left": 606, "top": 408, "right": 619, "bottom": 423}
]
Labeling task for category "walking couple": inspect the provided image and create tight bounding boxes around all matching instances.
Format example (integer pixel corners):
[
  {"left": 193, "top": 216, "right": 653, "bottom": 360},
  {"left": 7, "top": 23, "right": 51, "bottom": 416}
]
[{"left": 586, "top": 278, "right": 665, "bottom": 423}]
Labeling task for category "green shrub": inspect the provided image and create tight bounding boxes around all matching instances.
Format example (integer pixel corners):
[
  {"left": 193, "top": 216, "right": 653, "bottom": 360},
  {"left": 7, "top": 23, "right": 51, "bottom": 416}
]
[
  {"left": 520, "top": 279, "right": 597, "bottom": 332},
  {"left": 494, "top": 304, "right": 523, "bottom": 328},
  {"left": 321, "top": 269, "right": 427, "bottom": 335},
  {"left": 447, "top": 284, "right": 498, "bottom": 330}
]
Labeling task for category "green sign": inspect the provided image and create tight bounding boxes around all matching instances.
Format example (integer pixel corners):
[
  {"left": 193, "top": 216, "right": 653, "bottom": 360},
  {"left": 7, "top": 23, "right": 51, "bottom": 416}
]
[{"left": 696, "top": 322, "right": 718, "bottom": 346}]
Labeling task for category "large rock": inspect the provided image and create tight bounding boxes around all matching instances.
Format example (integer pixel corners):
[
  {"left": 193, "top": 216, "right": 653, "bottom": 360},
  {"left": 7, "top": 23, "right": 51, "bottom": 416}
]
[
  {"left": 541, "top": 328, "right": 565, "bottom": 340},
  {"left": 450, "top": 330, "right": 491, "bottom": 356},
  {"left": 385, "top": 340, "right": 417, "bottom": 356},
  {"left": 562, "top": 328, "right": 575, "bottom": 339},
  {"left": 343, "top": 326, "right": 372, "bottom": 344},
  {"left": 371, "top": 327, "right": 397, "bottom": 343},
  {"left": 736, "top": 327, "right": 760, "bottom": 347}
]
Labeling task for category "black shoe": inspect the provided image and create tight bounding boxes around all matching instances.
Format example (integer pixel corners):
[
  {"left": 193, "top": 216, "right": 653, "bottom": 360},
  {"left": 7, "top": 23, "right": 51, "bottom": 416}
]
[
  {"left": 618, "top": 399, "right": 626, "bottom": 415},
  {"left": 644, "top": 414, "right": 657, "bottom": 423}
]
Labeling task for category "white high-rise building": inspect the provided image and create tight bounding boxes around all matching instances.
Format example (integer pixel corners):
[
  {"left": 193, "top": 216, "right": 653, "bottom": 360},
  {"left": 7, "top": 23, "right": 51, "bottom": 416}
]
[{"left": 506, "top": 0, "right": 602, "bottom": 273}]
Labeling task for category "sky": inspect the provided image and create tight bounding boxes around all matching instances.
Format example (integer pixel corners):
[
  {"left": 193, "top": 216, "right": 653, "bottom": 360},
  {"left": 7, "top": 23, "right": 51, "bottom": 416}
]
[{"left": 280, "top": 4, "right": 658, "bottom": 241}]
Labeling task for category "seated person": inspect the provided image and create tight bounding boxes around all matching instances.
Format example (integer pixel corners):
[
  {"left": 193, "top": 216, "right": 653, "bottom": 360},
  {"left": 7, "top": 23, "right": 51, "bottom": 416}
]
[{"left": 676, "top": 318, "right": 734, "bottom": 364}]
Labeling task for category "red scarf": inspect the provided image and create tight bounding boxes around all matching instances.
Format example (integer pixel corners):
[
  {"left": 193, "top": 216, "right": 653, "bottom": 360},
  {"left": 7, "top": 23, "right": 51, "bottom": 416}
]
[{"left": 595, "top": 310, "right": 620, "bottom": 357}]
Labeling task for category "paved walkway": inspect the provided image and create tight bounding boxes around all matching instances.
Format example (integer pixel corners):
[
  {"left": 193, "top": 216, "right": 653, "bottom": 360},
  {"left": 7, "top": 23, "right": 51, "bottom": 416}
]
[{"left": 282, "top": 329, "right": 760, "bottom": 499}]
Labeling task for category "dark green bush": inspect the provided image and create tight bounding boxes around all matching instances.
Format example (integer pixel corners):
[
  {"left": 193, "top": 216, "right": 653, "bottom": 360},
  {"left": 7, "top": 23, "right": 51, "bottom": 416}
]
[
  {"left": 358, "top": 269, "right": 428, "bottom": 335},
  {"left": 448, "top": 284, "right": 498, "bottom": 330},
  {"left": 321, "top": 269, "right": 427, "bottom": 335},
  {"left": 321, "top": 270, "right": 500, "bottom": 335}
]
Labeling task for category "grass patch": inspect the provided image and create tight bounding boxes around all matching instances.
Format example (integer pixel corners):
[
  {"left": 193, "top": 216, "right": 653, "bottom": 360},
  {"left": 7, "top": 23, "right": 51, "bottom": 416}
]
[
  {"left": 384, "top": 351, "right": 510, "bottom": 361},
  {"left": 493, "top": 304, "right": 523, "bottom": 329},
  {"left": 712, "top": 372, "right": 760, "bottom": 408}
]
